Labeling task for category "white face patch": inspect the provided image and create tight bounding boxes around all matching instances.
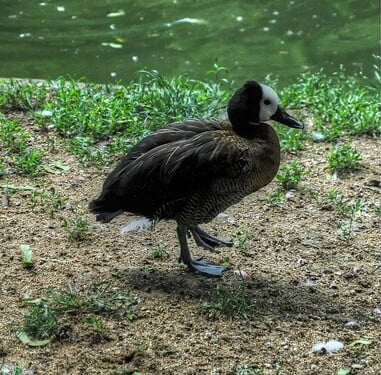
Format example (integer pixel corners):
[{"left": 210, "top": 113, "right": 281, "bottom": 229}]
[{"left": 259, "top": 83, "right": 280, "bottom": 121}]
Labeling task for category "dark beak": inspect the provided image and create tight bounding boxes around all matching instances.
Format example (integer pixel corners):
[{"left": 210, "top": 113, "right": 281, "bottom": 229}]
[{"left": 271, "top": 106, "right": 304, "bottom": 129}]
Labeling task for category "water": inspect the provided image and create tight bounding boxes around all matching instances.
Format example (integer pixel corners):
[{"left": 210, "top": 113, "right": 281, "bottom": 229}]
[{"left": 1, "top": 0, "right": 379, "bottom": 85}]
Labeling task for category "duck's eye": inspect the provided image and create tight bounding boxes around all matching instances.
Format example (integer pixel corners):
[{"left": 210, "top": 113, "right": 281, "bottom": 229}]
[{"left": 264, "top": 99, "right": 271, "bottom": 105}]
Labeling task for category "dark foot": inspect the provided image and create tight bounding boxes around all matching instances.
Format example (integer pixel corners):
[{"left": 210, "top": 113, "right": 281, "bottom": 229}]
[
  {"left": 187, "top": 257, "right": 227, "bottom": 277},
  {"left": 190, "top": 226, "right": 233, "bottom": 251}
]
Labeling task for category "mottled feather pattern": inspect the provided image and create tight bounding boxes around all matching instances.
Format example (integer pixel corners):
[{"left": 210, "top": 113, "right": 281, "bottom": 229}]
[{"left": 93, "top": 118, "right": 279, "bottom": 223}]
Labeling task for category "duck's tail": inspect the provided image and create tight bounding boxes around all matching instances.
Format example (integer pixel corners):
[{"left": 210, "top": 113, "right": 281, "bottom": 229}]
[{"left": 89, "top": 197, "right": 124, "bottom": 223}]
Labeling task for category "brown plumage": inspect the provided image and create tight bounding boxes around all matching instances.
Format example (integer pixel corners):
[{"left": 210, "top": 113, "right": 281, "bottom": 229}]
[{"left": 90, "top": 80, "right": 304, "bottom": 276}]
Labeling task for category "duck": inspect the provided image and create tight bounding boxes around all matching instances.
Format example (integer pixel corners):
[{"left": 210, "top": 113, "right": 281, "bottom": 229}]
[{"left": 89, "top": 80, "right": 304, "bottom": 276}]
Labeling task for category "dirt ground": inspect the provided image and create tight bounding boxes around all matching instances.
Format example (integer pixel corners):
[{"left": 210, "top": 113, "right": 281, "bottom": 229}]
[{"left": 0, "top": 114, "right": 380, "bottom": 375}]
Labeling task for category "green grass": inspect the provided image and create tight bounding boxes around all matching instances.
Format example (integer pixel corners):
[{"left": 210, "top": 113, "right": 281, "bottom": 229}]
[
  {"left": 0, "top": 78, "right": 48, "bottom": 111},
  {"left": 30, "top": 187, "right": 67, "bottom": 218},
  {"left": 276, "top": 161, "right": 308, "bottom": 191},
  {"left": 326, "top": 188, "right": 364, "bottom": 242},
  {"left": 280, "top": 70, "right": 380, "bottom": 140},
  {"left": 151, "top": 245, "right": 169, "bottom": 258},
  {"left": 326, "top": 143, "right": 362, "bottom": 173},
  {"left": 202, "top": 280, "right": 251, "bottom": 319},
  {"left": 0, "top": 117, "right": 44, "bottom": 176},
  {"left": 36, "top": 71, "right": 230, "bottom": 165},
  {"left": 62, "top": 209, "right": 89, "bottom": 241},
  {"left": 233, "top": 229, "right": 251, "bottom": 248},
  {"left": 0, "top": 70, "right": 379, "bottom": 171},
  {"left": 15, "top": 282, "right": 137, "bottom": 345}
]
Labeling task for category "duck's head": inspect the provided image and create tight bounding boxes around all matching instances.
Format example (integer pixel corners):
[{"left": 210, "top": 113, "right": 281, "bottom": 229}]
[{"left": 227, "top": 80, "right": 304, "bottom": 137}]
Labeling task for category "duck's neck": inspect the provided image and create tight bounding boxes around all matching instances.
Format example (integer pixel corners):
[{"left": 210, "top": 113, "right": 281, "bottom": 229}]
[{"left": 232, "top": 120, "right": 272, "bottom": 140}]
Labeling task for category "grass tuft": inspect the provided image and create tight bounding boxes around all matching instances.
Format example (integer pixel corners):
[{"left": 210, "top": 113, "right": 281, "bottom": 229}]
[
  {"left": 276, "top": 161, "right": 308, "bottom": 191},
  {"left": 326, "top": 143, "right": 362, "bottom": 173},
  {"left": 202, "top": 278, "right": 251, "bottom": 319},
  {"left": 15, "top": 282, "right": 137, "bottom": 344},
  {"left": 280, "top": 70, "right": 380, "bottom": 139}
]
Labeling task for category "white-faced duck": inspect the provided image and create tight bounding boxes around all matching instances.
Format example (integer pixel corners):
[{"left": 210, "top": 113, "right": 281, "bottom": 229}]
[{"left": 89, "top": 80, "right": 304, "bottom": 276}]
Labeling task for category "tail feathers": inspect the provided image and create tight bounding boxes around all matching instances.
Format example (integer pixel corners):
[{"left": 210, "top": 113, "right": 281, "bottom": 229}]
[{"left": 89, "top": 199, "right": 124, "bottom": 223}]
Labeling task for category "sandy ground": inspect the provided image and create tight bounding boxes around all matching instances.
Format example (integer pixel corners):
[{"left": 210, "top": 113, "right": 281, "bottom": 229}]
[{"left": 0, "top": 116, "right": 380, "bottom": 374}]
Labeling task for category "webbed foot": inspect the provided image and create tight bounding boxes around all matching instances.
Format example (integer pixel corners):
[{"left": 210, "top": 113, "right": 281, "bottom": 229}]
[{"left": 188, "top": 257, "right": 228, "bottom": 277}]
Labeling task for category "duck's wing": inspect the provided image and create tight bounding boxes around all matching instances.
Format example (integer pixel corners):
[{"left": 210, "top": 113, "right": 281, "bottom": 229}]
[
  {"left": 119, "top": 127, "right": 257, "bottom": 190},
  {"left": 91, "top": 119, "right": 260, "bottom": 219}
]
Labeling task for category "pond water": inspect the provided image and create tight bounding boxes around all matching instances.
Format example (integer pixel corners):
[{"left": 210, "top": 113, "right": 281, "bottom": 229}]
[{"left": 1, "top": 0, "right": 379, "bottom": 85}]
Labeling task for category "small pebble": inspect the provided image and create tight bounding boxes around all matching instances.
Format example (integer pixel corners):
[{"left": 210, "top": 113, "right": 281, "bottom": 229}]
[{"left": 233, "top": 270, "right": 251, "bottom": 279}]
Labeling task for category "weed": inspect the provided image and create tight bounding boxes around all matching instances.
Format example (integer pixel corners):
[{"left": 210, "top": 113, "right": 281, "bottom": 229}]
[
  {"left": 13, "top": 148, "right": 44, "bottom": 176},
  {"left": 0, "top": 160, "right": 5, "bottom": 176},
  {"left": 151, "top": 245, "right": 169, "bottom": 258},
  {"left": 348, "top": 337, "right": 373, "bottom": 356},
  {"left": 20, "top": 244, "right": 33, "bottom": 268},
  {"left": 276, "top": 161, "right": 307, "bottom": 190},
  {"left": 18, "top": 300, "right": 58, "bottom": 341},
  {"left": 0, "top": 118, "right": 44, "bottom": 176},
  {"left": 236, "top": 366, "right": 264, "bottom": 375},
  {"left": 280, "top": 70, "right": 381, "bottom": 139},
  {"left": 0, "top": 364, "right": 25, "bottom": 375},
  {"left": 30, "top": 187, "right": 67, "bottom": 217},
  {"left": 234, "top": 229, "right": 251, "bottom": 248},
  {"left": 326, "top": 143, "right": 362, "bottom": 173},
  {"left": 63, "top": 209, "right": 89, "bottom": 241},
  {"left": 39, "top": 72, "right": 228, "bottom": 145},
  {"left": 48, "top": 281, "right": 137, "bottom": 318},
  {"left": 16, "top": 282, "right": 137, "bottom": 344},
  {"left": 327, "top": 189, "right": 364, "bottom": 241},
  {"left": 202, "top": 279, "right": 251, "bottom": 319},
  {"left": 85, "top": 315, "right": 107, "bottom": 341},
  {"left": 67, "top": 136, "right": 105, "bottom": 166},
  {"left": 136, "top": 334, "right": 157, "bottom": 357},
  {"left": 275, "top": 124, "right": 306, "bottom": 152},
  {"left": 268, "top": 191, "right": 285, "bottom": 206},
  {"left": 0, "top": 78, "right": 48, "bottom": 111}
]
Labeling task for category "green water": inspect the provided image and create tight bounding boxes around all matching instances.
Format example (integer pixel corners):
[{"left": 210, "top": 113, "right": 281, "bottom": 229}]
[{"left": 0, "top": 0, "right": 379, "bottom": 85}]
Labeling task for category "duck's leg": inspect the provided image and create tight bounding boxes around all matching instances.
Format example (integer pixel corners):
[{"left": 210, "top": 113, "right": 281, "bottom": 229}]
[
  {"left": 190, "top": 226, "right": 233, "bottom": 250},
  {"left": 177, "top": 225, "right": 227, "bottom": 277}
]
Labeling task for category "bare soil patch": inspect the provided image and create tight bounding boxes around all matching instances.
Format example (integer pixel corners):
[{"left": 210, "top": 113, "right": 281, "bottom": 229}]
[{"left": 0, "top": 114, "right": 380, "bottom": 375}]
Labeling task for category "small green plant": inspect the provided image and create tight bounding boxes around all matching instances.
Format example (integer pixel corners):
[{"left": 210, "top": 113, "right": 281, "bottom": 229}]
[
  {"left": 326, "top": 144, "right": 362, "bottom": 173},
  {"left": 275, "top": 124, "right": 306, "bottom": 152},
  {"left": 46, "top": 282, "right": 137, "bottom": 319},
  {"left": 276, "top": 161, "right": 307, "bottom": 190},
  {"left": 20, "top": 244, "right": 33, "bottom": 268},
  {"left": 327, "top": 189, "right": 364, "bottom": 241},
  {"left": 0, "top": 364, "right": 26, "bottom": 375},
  {"left": 13, "top": 148, "right": 43, "bottom": 176},
  {"left": 203, "top": 280, "right": 250, "bottom": 319},
  {"left": 85, "top": 315, "right": 107, "bottom": 341},
  {"left": 17, "top": 300, "right": 58, "bottom": 342},
  {"left": 337, "top": 368, "right": 351, "bottom": 375},
  {"left": 0, "top": 160, "right": 5, "bottom": 176},
  {"left": 0, "top": 79, "right": 48, "bottom": 111},
  {"left": 0, "top": 118, "right": 44, "bottom": 176},
  {"left": 236, "top": 366, "right": 264, "bottom": 375},
  {"left": 234, "top": 229, "right": 251, "bottom": 248},
  {"left": 348, "top": 337, "right": 373, "bottom": 356},
  {"left": 280, "top": 70, "right": 380, "bottom": 139},
  {"left": 136, "top": 334, "right": 157, "bottom": 358},
  {"left": 30, "top": 187, "right": 67, "bottom": 217},
  {"left": 63, "top": 209, "right": 89, "bottom": 240},
  {"left": 16, "top": 282, "right": 137, "bottom": 345},
  {"left": 268, "top": 191, "right": 285, "bottom": 206},
  {"left": 151, "top": 245, "right": 169, "bottom": 258}
]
